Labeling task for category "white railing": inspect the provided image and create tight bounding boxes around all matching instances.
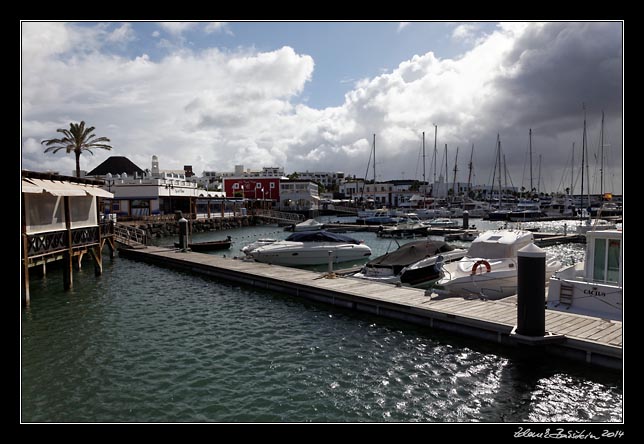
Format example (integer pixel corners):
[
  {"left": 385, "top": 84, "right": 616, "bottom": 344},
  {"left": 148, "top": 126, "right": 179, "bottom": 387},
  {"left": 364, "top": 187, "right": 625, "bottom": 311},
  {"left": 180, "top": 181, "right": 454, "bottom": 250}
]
[
  {"left": 113, "top": 223, "right": 147, "bottom": 247},
  {"left": 254, "top": 209, "right": 304, "bottom": 222}
]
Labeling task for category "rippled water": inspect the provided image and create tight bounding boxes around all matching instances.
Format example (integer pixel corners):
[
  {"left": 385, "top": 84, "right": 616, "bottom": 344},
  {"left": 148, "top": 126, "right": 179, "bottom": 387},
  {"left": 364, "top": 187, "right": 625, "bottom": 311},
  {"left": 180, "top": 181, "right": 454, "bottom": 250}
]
[{"left": 22, "top": 220, "right": 622, "bottom": 422}]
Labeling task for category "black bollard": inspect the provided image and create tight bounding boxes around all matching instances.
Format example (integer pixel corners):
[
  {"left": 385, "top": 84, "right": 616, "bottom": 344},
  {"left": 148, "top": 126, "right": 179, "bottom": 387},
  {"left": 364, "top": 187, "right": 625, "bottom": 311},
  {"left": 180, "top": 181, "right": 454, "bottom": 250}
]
[
  {"left": 462, "top": 210, "right": 469, "bottom": 230},
  {"left": 516, "top": 243, "right": 546, "bottom": 336},
  {"left": 178, "top": 217, "right": 189, "bottom": 251}
]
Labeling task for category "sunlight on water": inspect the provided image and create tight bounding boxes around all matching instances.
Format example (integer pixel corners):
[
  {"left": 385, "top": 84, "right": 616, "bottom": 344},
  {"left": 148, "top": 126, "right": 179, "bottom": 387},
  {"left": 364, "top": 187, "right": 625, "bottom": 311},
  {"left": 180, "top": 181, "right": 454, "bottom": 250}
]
[{"left": 22, "top": 220, "right": 620, "bottom": 422}]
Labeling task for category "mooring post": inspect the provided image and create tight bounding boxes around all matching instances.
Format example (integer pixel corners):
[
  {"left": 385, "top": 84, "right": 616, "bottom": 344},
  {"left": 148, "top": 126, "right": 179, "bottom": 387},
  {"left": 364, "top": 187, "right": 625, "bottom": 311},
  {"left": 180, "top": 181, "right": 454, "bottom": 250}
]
[
  {"left": 516, "top": 243, "right": 546, "bottom": 336},
  {"left": 178, "top": 217, "right": 189, "bottom": 251},
  {"left": 328, "top": 250, "right": 334, "bottom": 274},
  {"left": 462, "top": 210, "right": 469, "bottom": 230}
]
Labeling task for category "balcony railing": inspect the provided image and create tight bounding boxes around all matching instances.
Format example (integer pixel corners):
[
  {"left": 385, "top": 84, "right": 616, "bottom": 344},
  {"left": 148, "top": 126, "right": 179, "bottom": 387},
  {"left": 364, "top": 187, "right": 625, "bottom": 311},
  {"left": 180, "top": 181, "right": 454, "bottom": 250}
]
[{"left": 26, "top": 226, "right": 101, "bottom": 258}]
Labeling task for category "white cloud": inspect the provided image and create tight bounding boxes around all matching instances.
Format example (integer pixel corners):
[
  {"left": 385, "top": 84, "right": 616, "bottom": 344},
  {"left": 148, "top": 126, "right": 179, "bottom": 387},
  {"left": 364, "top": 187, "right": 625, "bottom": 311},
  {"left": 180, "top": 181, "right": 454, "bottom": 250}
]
[
  {"left": 397, "top": 22, "right": 410, "bottom": 32},
  {"left": 158, "top": 22, "right": 198, "bottom": 36},
  {"left": 107, "top": 23, "right": 135, "bottom": 43},
  {"left": 21, "top": 22, "right": 622, "bottom": 194},
  {"left": 152, "top": 30, "right": 160, "bottom": 38},
  {"left": 204, "top": 22, "right": 233, "bottom": 35},
  {"left": 451, "top": 23, "right": 480, "bottom": 44}
]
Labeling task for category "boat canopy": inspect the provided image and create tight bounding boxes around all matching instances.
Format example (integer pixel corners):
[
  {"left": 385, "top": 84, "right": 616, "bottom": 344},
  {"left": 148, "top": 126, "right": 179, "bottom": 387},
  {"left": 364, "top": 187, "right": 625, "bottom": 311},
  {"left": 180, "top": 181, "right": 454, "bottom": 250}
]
[
  {"left": 366, "top": 241, "right": 455, "bottom": 267},
  {"left": 467, "top": 230, "right": 533, "bottom": 259},
  {"left": 285, "top": 230, "right": 362, "bottom": 244}
]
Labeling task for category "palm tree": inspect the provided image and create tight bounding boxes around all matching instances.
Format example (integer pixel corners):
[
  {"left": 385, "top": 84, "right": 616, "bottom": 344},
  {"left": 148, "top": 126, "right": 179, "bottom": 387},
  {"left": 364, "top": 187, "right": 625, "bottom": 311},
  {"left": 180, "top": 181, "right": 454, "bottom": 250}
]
[{"left": 41, "top": 121, "right": 112, "bottom": 177}]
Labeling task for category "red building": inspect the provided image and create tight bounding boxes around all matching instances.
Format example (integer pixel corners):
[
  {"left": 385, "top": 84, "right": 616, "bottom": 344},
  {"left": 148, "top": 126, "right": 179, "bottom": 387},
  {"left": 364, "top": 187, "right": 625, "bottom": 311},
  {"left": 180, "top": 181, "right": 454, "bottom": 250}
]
[{"left": 222, "top": 177, "right": 281, "bottom": 202}]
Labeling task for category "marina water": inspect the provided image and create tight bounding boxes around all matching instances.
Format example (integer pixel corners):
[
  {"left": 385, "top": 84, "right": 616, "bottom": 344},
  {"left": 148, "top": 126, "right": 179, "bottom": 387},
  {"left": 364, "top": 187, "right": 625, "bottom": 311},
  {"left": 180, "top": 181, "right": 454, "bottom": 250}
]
[{"left": 21, "top": 219, "right": 622, "bottom": 422}]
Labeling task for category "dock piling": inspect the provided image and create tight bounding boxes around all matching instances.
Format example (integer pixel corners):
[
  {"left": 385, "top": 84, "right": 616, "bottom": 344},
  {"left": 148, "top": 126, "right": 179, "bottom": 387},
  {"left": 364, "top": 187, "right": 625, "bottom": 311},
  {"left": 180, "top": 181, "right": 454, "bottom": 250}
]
[
  {"left": 178, "top": 217, "right": 189, "bottom": 251},
  {"left": 462, "top": 210, "right": 469, "bottom": 229},
  {"left": 516, "top": 243, "right": 546, "bottom": 336}
]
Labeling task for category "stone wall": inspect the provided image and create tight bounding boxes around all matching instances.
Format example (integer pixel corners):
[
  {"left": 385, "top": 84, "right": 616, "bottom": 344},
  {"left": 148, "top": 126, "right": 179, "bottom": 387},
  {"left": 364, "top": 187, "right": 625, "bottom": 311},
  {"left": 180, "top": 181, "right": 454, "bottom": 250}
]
[{"left": 130, "top": 216, "right": 256, "bottom": 239}]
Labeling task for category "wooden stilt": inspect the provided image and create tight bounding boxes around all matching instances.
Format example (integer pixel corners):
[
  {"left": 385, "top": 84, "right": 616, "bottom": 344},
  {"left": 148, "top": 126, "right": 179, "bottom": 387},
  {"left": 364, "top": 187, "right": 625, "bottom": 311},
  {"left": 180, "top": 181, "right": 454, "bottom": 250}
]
[
  {"left": 107, "top": 238, "right": 115, "bottom": 259},
  {"left": 22, "top": 195, "right": 30, "bottom": 306},
  {"left": 63, "top": 251, "right": 73, "bottom": 290},
  {"left": 89, "top": 245, "right": 103, "bottom": 276},
  {"left": 22, "top": 235, "right": 30, "bottom": 307},
  {"left": 63, "top": 196, "right": 73, "bottom": 290},
  {"left": 77, "top": 251, "right": 85, "bottom": 270}
]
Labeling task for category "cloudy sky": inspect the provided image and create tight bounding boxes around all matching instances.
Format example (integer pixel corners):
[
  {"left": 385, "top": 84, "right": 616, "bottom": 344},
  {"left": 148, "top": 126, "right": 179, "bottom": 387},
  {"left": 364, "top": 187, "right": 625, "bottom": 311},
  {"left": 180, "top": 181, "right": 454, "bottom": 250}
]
[{"left": 21, "top": 21, "right": 623, "bottom": 194}]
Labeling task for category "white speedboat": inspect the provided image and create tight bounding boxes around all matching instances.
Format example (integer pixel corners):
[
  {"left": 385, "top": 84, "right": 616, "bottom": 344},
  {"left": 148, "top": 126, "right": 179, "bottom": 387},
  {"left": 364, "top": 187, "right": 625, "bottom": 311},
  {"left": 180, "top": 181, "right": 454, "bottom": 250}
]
[
  {"left": 425, "top": 218, "right": 459, "bottom": 228},
  {"left": 576, "top": 219, "right": 617, "bottom": 234},
  {"left": 248, "top": 231, "right": 372, "bottom": 266},
  {"left": 352, "top": 240, "right": 467, "bottom": 288},
  {"left": 241, "top": 238, "right": 277, "bottom": 255},
  {"left": 547, "top": 230, "right": 622, "bottom": 321},
  {"left": 292, "top": 218, "right": 324, "bottom": 232},
  {"left": 432, "top": 229, "right": 561, "bottom": 300}
]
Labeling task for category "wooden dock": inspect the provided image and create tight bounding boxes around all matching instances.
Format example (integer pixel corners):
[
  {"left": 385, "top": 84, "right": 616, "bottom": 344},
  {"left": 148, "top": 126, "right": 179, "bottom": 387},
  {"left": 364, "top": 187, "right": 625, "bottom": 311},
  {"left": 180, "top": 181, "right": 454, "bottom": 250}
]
[{"left": 118, "top": 246, "right": 622, "bottom": 370}]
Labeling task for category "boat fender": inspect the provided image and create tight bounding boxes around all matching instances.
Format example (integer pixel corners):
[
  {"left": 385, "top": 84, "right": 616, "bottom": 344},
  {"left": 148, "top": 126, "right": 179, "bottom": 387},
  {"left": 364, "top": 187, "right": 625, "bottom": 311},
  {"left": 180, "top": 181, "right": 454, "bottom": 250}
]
[
  {"left": 433, "top": 255, "right": 445, "bottom": 272},
  {"left": 471, "top": 260, "right": 491, "bottom": 275}
]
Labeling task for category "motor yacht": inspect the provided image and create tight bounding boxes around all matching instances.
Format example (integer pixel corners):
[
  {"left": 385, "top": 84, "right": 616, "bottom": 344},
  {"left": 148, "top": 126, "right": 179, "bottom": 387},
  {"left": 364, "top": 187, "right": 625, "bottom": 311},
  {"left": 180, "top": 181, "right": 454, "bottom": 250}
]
[
  {"left": 248, "top": 231, "right": 372, "bottom": 266},
  {"left": 432, "top": 229, "right": 561, "bottom": 300}
]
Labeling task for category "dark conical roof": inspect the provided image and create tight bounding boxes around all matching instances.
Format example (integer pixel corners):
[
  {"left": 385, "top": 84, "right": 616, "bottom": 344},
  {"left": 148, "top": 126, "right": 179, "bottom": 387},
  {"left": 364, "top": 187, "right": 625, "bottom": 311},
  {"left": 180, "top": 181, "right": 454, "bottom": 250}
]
[{"left": 87, "top": 156, "right": 145, "bottom": 177}]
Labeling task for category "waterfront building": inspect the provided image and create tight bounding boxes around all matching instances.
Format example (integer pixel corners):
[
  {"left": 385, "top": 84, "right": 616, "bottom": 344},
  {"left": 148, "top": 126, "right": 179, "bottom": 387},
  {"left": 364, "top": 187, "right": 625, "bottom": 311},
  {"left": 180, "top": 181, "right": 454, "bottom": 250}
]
[
  {"left": 21, "top": 170, "right": 114, "bottom": 304},
  {"left": 279, "top": 180, "right": 320, "bottom": 212},
  {"left": 87, "top": 156, "right": 225, "bottom": 219},
  {"left": 292, "top": 171, "right": 345, "bottom": 190}
]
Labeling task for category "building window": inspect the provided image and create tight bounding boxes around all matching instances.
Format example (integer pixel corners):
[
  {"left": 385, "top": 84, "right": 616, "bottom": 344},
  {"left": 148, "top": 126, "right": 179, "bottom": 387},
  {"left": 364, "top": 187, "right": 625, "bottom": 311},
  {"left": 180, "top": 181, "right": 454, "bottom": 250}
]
[
  {"left": 233, "top": 183, "right": 239, "bottom": 190},
  {"left": 256, "top": 182, "right": 262, "bottom": 189},
  {"left": 270, "top": 182, "right": 275, "bottom": 189}
]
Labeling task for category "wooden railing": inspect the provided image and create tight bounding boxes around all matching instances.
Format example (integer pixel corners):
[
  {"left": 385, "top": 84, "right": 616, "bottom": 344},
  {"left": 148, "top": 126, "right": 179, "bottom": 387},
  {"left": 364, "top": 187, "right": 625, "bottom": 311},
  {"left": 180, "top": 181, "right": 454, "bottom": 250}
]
[{"left": 26, "top": 226, "right": 100, "bottom": 258}]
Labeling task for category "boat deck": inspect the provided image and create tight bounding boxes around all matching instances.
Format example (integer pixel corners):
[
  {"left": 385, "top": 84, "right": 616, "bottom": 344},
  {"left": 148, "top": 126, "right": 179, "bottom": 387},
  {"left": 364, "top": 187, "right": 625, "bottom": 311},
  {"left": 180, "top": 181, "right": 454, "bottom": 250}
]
[{"left": 119, "top": 246, "right": 622, "bottom": 370}]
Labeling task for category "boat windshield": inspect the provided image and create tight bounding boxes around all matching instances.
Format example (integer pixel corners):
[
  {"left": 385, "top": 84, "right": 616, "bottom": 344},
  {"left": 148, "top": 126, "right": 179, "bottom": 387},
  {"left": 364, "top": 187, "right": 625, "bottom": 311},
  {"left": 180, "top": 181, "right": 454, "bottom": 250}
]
[{"left": 285, "top": 231, "right": 361, "bottom": 244}]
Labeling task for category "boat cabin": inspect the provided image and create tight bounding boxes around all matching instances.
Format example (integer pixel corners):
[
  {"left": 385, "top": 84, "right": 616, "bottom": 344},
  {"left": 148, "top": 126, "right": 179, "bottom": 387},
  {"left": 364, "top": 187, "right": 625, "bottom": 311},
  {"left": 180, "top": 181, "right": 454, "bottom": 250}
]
[{"left": 584, "top": 230, "right": 622, "bottom": 286}]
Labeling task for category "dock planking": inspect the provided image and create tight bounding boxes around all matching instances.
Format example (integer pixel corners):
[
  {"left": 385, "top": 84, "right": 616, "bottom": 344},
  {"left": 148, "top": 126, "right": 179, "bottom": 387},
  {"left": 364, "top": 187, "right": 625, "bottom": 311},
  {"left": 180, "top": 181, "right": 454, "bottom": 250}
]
[{"left": 119, "top": 245, "right": 622, "bottom": 370}]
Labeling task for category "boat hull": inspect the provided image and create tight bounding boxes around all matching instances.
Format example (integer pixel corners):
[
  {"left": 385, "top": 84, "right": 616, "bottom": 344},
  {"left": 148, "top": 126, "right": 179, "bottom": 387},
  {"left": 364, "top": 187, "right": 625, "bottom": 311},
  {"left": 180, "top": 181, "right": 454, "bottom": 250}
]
[
  {"left": 250, "top": 242, "right": 372, "bottom": 265},
  {"left": 433, "top": 257, "right": 560, "bottom": 300},
  {"left": 547, "top": 265, "right": 622, "bottom": 321}
]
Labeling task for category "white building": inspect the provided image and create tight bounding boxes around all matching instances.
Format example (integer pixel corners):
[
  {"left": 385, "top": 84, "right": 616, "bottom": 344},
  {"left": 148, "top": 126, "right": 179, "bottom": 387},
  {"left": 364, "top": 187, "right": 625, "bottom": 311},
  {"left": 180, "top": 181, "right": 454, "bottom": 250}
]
[
  {"left": 294, "top": 171, "right": 345, "bottom": 189},
  {"left": 279, "top": 180, "right": 319, "bottom": 211}
]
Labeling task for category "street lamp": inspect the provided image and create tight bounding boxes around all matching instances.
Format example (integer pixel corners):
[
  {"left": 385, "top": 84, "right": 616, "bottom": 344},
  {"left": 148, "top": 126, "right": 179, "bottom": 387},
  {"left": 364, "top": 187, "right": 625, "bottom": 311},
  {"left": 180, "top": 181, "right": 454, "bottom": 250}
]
[{"left": 165, "top": 182, "right": 174, "bottom": 214}]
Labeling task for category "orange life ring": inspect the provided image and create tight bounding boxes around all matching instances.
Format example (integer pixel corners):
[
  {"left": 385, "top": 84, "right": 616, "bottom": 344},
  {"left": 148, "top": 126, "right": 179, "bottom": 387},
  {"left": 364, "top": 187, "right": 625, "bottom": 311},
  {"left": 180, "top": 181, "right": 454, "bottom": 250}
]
[{"left": 471, "top": 260, "right": 492, "bottom": 275}]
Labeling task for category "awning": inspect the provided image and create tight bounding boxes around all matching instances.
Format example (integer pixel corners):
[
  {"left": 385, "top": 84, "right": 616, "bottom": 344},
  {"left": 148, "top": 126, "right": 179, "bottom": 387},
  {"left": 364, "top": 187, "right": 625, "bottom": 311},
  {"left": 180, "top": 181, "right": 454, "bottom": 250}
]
[
  {"left": 22, "top": 178, "right": 106, "bottom": 197},
  {"left": 83, "top": 185, "right": 114, "bottom": 198},
  {"left": 21, "top": 178, "right": 43, "bottom": 194}
]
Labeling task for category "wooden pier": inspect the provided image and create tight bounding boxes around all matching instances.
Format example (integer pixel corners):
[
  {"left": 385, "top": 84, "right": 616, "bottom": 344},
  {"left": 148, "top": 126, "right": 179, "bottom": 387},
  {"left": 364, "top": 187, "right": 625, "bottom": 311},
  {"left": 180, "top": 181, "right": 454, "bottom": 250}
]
[{"left": 118, "top": 246, "right": 621, "bottom": 370}]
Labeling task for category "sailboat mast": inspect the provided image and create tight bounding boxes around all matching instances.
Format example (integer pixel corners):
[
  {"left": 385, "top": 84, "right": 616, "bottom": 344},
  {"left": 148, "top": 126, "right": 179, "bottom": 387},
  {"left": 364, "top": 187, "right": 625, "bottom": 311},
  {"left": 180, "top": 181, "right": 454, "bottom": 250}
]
[
  {"left": 444, "top": 144, "right": 448, "bottom": 198},
  {"left": 537, "top": 154, "right": 542, "bottom": 194},
  {"left": 600, "top": 110, "right": 604, "bottom": 197},
  {"left": 497, "top": 134, "right": 502, "bottom": 208},
  {"left": 433, "top": 125, "right": 438, "bottom": 185},
  {"left": 422, "top": 131, "right": 426, "bottom": 197},
  {"left": 529, "top": 128, "right": 533, "bottom": 193},
  {"left": 580, "top": 106, "right": 586, "bottom": 216},
  {"left": 570, "top": 142, "right": 575, "bottom": 198},
  {"left": 467, "top": 144, "right": 474, "bottom": 195},
  {"left": 452, "top": 146, "right": 459, "bottom": 200}
]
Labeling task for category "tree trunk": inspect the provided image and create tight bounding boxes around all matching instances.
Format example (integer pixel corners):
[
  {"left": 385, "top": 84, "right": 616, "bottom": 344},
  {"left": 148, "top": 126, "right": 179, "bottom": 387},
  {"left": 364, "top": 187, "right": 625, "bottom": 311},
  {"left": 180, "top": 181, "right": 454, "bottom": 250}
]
[{"left": 75, "top": 150, "right": 81, "bottom": 178}]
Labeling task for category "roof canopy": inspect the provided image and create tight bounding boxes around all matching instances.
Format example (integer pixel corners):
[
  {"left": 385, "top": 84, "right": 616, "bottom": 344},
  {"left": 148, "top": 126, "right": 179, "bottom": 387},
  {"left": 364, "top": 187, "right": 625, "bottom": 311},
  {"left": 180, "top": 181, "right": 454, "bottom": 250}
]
[{"left": 22, "top": 178, "right": 114, "bottom": 198}]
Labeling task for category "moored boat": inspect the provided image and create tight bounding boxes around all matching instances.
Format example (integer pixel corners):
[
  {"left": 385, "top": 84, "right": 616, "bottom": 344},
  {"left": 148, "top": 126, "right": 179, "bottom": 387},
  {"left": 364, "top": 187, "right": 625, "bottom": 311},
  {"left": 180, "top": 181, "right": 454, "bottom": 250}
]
[
  {"left": 352, "top": 240, "right": 467, "bottom": 288},
  {"left": 547, "top": 229, "right": 622, "bottom": 321},
  {"left": 175, "top": 236, "right": 232, "bottom": 252},
  {"left": 248, "top": 230, "right": 372, "bottom": 266},
  {"left": 432, "top": 229, "right": 561, "bottom": 300}
]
